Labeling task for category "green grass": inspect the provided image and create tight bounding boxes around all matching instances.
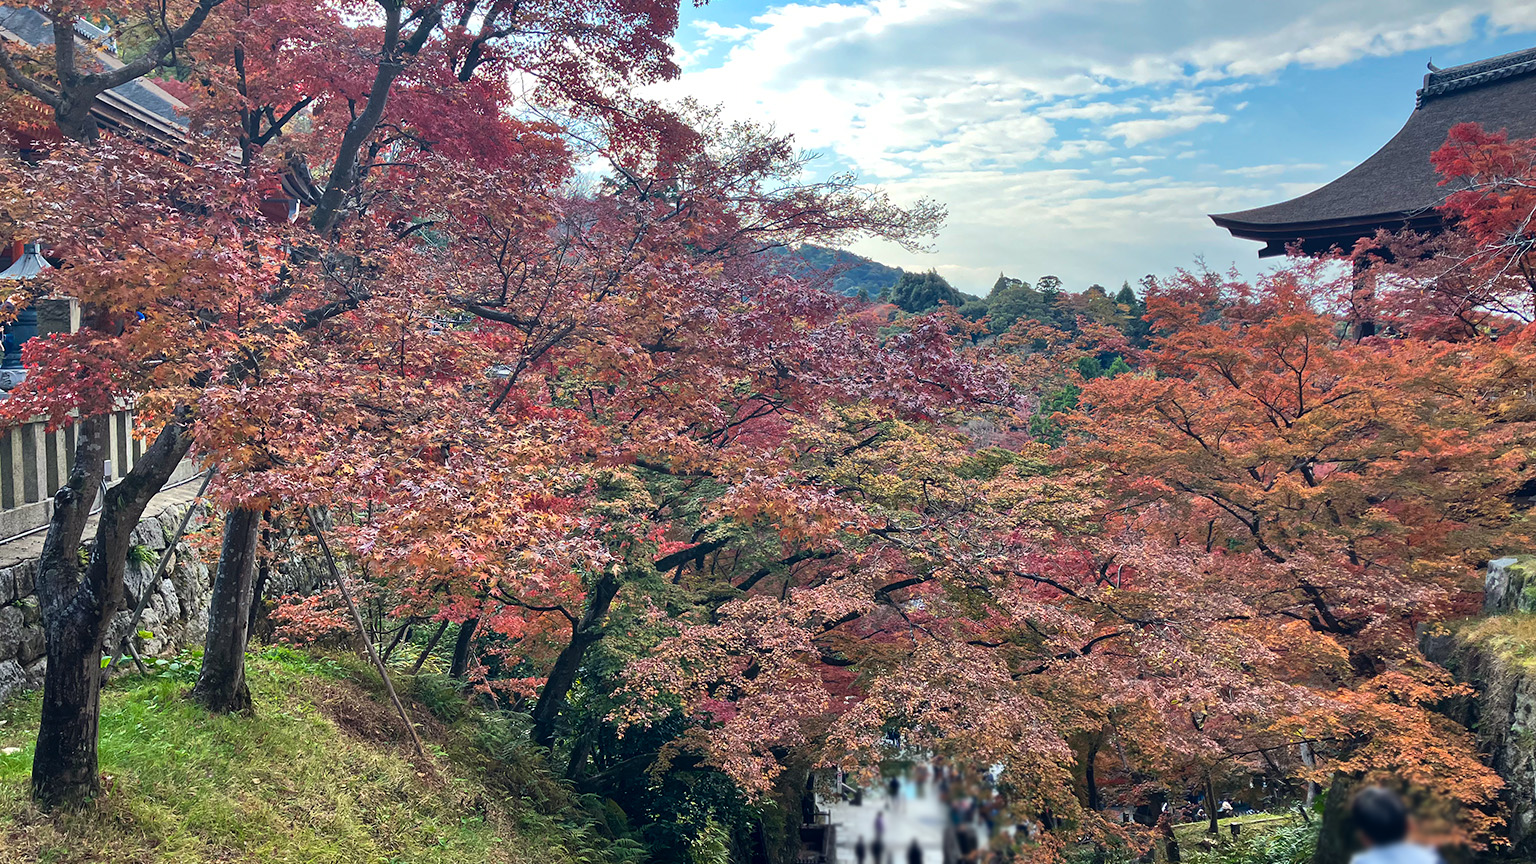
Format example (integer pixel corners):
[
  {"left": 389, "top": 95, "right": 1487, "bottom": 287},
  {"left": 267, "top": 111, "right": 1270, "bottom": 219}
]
[
  {"left": 0, "top": 647, "right": 581, "bottom": 864},
  {"left": 1172, "top": 813, "right": 1316, "bottom": 864},
  {"left": 1173, "top": 810, "right": 1298, "bottom": 838},
  {"left": 1455, "top": 612, "right": 1536, "bottom": 669},
  {"left": 1179, "top": 818, "right": 1317, "bottom": 864}
]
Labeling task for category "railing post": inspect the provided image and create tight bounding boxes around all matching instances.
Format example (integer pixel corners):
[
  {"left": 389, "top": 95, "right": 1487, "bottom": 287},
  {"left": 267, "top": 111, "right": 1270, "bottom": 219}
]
[
  {"left": 5, "top": 426, "right": 21, "bottom": 509},
  {"left": 105, "top": 411, "right": 121, "bottom": 481},
  {"left": 45, "top": 423, "right": 65, "bottom": 498},
  {"left": 35, "top": 297, "right": 80, "bottom": 339},
  {"left": 22, "top": 420, "right": 43, "bottom": 504}
]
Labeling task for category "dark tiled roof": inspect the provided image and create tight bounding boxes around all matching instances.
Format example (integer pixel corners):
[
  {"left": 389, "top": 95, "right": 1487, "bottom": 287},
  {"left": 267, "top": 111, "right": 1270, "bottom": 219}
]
[
  {"left": 0, "top": 6, "right": 187, "bottom": 129},
  {"left": 1211, "top": 47, "right": 1536, "bottom": 256},
  {"left": 1418, "top": 46, "right": 1536, "bottom": 107}
]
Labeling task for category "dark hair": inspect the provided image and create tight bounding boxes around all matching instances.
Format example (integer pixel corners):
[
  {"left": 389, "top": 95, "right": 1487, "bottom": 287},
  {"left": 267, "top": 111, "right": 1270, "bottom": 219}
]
[{"left": 1351, "top": 786, "right": 1409, "bottom": 846}]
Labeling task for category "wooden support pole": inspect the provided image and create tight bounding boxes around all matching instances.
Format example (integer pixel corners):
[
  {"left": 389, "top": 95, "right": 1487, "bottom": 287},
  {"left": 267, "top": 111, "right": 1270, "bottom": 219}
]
[
  {"left": 108, "top": 468, "right": 216, "bottom": 672},
  {"left": 306, "top": 506, "right": 424, "bottom": 758}
]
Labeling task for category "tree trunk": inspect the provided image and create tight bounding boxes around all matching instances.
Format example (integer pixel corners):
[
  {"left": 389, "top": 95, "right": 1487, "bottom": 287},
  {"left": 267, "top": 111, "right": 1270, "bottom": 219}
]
[
  {"left": 1300, "top": 741, "right": 1319, "bottom": 808},
  {"left": 1311, "top": 773, "right": 1361, "bottom": 864},
  {"left": 246, "top": 511, "right": 271, "bottom": 637},
  {"left": 1160, "top": 814, "right": 1181, "bottom": 864},
  {"left": 564, "top": 727, "right": 593, "bottom": 781},
  {"left": 1205, "top": 772, "right": 1219, "bottom": 835},
  {"left": 191, "top": 506, "right": 262, "bottom": 714},
  {"left": 380, "top": 620, "right": 412, "bottom": 664},
  {"left": 531, "top": 629, "right": 601, "bottom": 750},
  {"left": 449, "top": 616, "right": 479, "bottom": 680},
  {"left": 531, "top": 570, "right": 620, "bottom": 750},
  {"left": 1085, "top": 733, "right": 1103, "bottom": 811},
  {"left": 411, "top": 619, "right": 449, "bottom": 675},
  {"left": 33, "top": 414, "right": 192, "bottom": 806}
]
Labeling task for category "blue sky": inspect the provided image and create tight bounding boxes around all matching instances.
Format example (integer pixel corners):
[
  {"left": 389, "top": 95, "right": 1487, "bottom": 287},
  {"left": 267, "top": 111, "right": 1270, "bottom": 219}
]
[{"left": 654, "top": 0, "right": 1536, "bottom": 295}]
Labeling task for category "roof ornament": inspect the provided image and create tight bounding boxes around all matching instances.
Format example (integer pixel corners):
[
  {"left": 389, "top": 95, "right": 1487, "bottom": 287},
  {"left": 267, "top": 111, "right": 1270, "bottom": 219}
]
[{"left": 1427, "top": 59, "right": 1440, "bottom": 72}]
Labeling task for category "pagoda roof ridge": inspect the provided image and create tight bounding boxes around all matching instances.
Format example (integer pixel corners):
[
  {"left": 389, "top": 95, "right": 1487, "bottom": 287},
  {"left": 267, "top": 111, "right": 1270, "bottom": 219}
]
[{"left": 1418, "top": 45, "right": 1536, "bottom": 107}]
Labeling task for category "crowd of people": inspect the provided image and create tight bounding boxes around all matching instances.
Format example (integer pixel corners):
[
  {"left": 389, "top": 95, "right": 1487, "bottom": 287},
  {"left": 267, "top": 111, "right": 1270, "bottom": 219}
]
[
  {"left": 835, "top": 760, "right": 1023, "bottom": 864},
  {"left": 830, "top": 758, "right": 1441, "bottom": 864}
]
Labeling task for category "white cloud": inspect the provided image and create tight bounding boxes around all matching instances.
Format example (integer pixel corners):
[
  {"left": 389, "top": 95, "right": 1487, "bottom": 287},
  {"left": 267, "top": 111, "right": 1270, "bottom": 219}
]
[
  {"left": 1105, "top": 111, "right": 1227, "bottom": 146},
  {"left": 1225, "top": 163, "right": 1327, "bottom": 178},
  {"left": 842, "top": 167, "right": 1308, "bottom": 291},
  {"left": 658, "top": 0, "right": 1536, "bottom": 289}
]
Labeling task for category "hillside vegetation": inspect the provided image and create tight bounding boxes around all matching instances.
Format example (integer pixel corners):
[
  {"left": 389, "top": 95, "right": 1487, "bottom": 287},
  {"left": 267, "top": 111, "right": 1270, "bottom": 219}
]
[
  {"left": 0, "top": 649, "right": 634, "bottom": 864},
  {"left": 766, "top": 243, "right": 906, "bottom": 297}
]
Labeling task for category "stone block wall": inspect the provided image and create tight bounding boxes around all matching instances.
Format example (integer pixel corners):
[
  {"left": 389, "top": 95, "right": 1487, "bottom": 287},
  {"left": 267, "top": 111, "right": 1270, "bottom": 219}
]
[
  {"left": 0, "top": 501, "right": 212, "bottom": 705},
  {"left": 1484, "top": 556, "right": 1536, "bottom": 614}
]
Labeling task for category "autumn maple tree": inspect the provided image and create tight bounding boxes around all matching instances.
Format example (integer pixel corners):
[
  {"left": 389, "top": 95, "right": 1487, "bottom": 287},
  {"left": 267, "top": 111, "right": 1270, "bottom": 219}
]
[
  {"left": 0, "top": 0, "right": 692, "bottom": 802},
  {"left": 6, "top": 3, "right": 1536, "bottom": 859}
]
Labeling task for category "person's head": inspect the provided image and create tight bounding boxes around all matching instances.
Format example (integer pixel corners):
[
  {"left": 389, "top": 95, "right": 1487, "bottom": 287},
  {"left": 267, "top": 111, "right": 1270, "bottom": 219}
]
[{"left": 1351, "top": 786, "right": 1409, "bottom": 848}]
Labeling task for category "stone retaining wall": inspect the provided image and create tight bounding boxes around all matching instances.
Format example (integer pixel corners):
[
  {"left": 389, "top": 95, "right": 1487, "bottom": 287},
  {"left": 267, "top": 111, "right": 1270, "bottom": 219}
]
[{"left": 0, "top": 501, "right": 212, "bottom": 705}]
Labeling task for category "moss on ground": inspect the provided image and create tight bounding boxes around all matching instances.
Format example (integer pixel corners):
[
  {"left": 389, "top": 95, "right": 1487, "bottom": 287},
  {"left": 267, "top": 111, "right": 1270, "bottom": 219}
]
[{"left": 0, "top": 647, "right": 583, "bottom": 864}]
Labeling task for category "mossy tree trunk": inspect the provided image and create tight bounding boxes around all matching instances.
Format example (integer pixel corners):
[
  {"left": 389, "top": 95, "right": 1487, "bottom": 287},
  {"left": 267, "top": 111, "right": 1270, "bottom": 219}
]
[{"left": 33, "top": 415, "right": 193, "bottom": 806}]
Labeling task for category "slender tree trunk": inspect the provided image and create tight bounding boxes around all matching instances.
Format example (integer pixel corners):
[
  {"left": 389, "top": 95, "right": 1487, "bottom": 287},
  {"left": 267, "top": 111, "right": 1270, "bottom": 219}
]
[
  {"left": 191, "top": 506, "right": 261, "bottom": 714},
  {"left": 33, "top": 414, "right": 192, "bottom": 806},
  {"left": 411, "top": 619, "right": 449, "bottom": 675},
  {"left": 380, "top": 618, "right": 414, "bottom": 664},
  {"left": 448, "top": 617, "right": 478, "bottom": 679},
  {"left": 1299, "top": 741, "right": 1319, "bottom": 808},
  {"left": 531, "top": 570, "right": 621, "bottom": 750},
  {"left": 1085, "top": 733, "right": 1102, "bottom": 811},
  {"left": 246, "top": 512, "right": 271, "bottom": 637},
  {"left": 565, "top": 728, "right": 593, "bottom": 781},
  {"left": 531, "top": 629, "right": 602, "bottom": 749},
  {"left": 1204, "top": 773, "right": 1219, "bottom": 836}
]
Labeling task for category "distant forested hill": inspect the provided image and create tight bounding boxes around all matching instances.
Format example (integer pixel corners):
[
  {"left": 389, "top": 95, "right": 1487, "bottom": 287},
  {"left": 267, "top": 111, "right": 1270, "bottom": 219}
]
[{"left": 767, "top": 244, "right": 906, "bottom": 297}]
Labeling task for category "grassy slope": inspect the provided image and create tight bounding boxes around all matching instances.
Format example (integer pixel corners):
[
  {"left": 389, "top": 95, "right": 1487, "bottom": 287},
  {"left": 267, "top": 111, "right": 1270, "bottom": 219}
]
[
  {"left": 1453, "top": 611, "right": 1536, "bottom": 669},
  {"left": 0, "top": 648, "right": 578, "bottom": 864}
]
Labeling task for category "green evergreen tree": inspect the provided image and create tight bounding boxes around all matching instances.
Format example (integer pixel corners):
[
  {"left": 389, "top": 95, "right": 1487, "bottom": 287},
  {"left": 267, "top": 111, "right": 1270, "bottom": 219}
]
[
  {"left": 889, "top": 269, "right": 964, "bottom": 313},
  {"left": 1116, "top": 281, "right": 1151, "bottom": 347},
  {"left": 990, "top": 273, "right": 1026, "bottom": 297}
]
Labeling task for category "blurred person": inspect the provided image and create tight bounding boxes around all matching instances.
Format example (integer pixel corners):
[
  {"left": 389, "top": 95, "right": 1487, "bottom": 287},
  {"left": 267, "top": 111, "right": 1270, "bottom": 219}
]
[
  {"left": 907, "top": 837, "right": 923, "bottom": 864},
  {"left": 855, "top": 835, "right": 868, "bottom": 864},
  {"left": 1350, "top": 786, "right": 1441, "bottom": 864},
  {"left": 872, "top": 832, "right": 885, "bottom": 864}
]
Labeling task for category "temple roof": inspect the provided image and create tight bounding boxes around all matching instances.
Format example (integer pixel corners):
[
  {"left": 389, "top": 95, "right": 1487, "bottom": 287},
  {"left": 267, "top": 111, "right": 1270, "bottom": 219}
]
[
  {"left": 1211, "top": 47, "right": 1536, "bottom": 257},
  {"left": 0, "top": 6, "right": 188, "bottom": 143}
]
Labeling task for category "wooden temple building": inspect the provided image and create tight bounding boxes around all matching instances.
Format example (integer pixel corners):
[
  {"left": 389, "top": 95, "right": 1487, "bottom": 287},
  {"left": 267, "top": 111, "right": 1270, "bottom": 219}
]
[{"left": 1211, "top": 46, "right": 1536, "bottom": 257}]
